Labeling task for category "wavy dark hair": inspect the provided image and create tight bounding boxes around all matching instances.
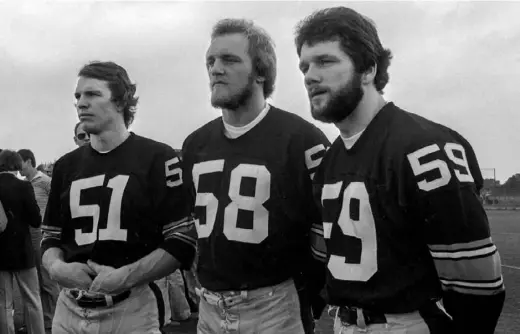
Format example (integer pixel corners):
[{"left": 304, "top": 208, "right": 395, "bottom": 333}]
[
  {"left": 211, "top": 18, "right": 277, "bottom": 99},
  {"left": 295, "top": 6, "right": 393, "bottom": 93},
  {"left": 78, "top": 61, "right": 138, "bottom": 128},
  {"left": 0, "top": 150, "right": 23, "bottom": 172}
]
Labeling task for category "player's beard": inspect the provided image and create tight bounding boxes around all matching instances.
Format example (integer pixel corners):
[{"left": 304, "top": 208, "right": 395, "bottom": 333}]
[
  {"left": 211, "top": 73, "right": 254, "bottom": 111},
  {"left": 311, "top": 72, "right": 364, "bottom": 124}
]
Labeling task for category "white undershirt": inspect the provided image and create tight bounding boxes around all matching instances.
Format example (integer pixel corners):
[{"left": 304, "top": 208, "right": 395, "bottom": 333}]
[
  {"left": 340, "top": 129, "right": 365, "bottom": 150},
  {"left": 223, "top": 104, "right": 271, "bottom": 139}
]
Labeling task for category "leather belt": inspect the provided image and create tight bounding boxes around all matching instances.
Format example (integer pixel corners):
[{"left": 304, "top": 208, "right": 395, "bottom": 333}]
[
  {"left": 336, "top": 306, "right": 387, "bottom": 327},
  {"left": 69, "top": 289, "right": 131, "bottom": 309}
]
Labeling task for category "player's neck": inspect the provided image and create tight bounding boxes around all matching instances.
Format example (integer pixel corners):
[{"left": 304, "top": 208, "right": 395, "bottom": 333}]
[
  {"left": 26, "top": 168, "right": 38, "bottom": 181},
  {"left": 90, "top": 124, "right": 130, "bottom": 153},
  {"left": 336, "top": 92, "right": 386, "bottom": 138},
  {"left": 222, "top": 91, "right": 266, "bottom": 127}
]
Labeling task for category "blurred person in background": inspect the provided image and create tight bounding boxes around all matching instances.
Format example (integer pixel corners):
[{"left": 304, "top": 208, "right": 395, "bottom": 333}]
[
  {"left": 0, "top": 150, "right": 45, "bottom": 334},
  {"left": 18, "top": 149, "right": 60, "bottom": 333},
  {"left": 73, "top": 122, "right": 90, "bottom": 147}
]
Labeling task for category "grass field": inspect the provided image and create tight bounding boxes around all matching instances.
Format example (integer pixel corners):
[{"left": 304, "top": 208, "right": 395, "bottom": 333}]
[{"left": 13, "top": 210, "right": 519, "bottom": 333}]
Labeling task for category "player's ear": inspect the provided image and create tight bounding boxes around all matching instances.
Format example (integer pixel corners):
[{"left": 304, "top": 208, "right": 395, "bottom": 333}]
[{"left": 361, "top": 64, "right": 377, "bottom": 85}]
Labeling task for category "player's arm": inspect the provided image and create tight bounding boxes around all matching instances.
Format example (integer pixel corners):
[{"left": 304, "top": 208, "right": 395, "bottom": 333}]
[
  {"left": 41, "top": 160, "right": 66, "bottom": 270},
  {"left": 119, "top": 147, "right": 196, "bottom": 289},
  {"left": 302, "top": 125, "right": 330, "bottom": 319},
  {"left": 40, "top": 159, "right": 101, "bottom": 290},
  {"left": 21, "top": 180, "right": 42, "bottom": 228},
  {"left": 405, "top": 139, "right": 505, "bottom": 333}
]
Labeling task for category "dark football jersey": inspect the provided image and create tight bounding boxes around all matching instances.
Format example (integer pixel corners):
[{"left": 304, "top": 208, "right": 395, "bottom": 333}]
[
  {"left": 311, "top": 102, "right": 503, "bottom": 313},
  {"left": 41, "top": 133, "right": 196, "bottom": 269},
  {"left": 182, "top": 106, "right": 329, "bottom": 291}
]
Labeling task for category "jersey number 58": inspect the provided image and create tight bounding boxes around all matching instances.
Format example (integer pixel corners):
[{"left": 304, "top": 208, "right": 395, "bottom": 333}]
[{"left": 193, "top": 160, "right": 270, "bottom": 244}]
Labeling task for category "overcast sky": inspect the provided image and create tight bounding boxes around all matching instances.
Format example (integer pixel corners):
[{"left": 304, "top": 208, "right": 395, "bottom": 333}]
[{"left": 1, "top": 1, "right": 519, "bottom": 182}]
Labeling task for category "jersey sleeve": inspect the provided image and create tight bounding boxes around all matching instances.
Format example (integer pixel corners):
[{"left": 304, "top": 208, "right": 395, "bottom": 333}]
[
  {"left": 303, "top": 124, "right": 330, "bottom": 181},
  {"left": 403, "top": 136, "right": 504, "bottom": 331},
  {"left": 301, "top": 124, "right": 330, "bottom": 317},
  {"left": 304, "top": 127, "right": 330, "bottom": 264},
  {"left": 41, "top": 160, "right": 65, "bottom": 255},
  {"left": 153, "top": 146, "right": 197, "bottom": 270}
]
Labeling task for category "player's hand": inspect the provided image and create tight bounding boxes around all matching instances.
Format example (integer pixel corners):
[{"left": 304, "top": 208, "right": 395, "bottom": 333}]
[
  {"left": 49, "top": 261, "right": 97, "bottom": 290},
  {"left": 87, "top": 260, "right": 130, "bottom": 295}
]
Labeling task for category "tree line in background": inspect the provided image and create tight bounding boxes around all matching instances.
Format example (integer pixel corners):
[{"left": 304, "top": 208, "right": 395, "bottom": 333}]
[{"left": 482, "top": 173, "right": 520, "bottom": 205}]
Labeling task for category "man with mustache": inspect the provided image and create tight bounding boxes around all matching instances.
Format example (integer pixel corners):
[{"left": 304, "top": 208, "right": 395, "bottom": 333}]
[
  {"left": 182, "top": 18, "right": 330, "bottom": 333},
  {"left": 295, "top": 6, "right": 505, "bottom": 334}
]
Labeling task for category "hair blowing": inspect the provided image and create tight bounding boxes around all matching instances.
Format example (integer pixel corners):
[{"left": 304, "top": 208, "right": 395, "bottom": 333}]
[
  {"left": 294, "top": 6, "right": 393, "bottom": 93},
  {"left": 78, "top": 61, "right": 138, "bottom": 128},
  {"left": 211, "top": 18, "right": 277, "bottom": 99}
]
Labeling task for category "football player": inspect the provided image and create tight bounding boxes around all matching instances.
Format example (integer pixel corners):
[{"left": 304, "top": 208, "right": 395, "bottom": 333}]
[
  {"left": 41, "top": 61, "right": 196, "bottom": 334},
  {"left": 295, "top": 6, "right": 506, "bottom": 334},
  {"left": 182, "top": 19, "right": 329, "bottom": 333}
]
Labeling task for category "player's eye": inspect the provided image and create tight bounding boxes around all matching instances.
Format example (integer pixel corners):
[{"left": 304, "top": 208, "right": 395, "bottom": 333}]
[
  {"left": 318, "top": 59, "right": 334, "bottom": 66},
  {"left": 222, "top": 56, "right": 240, "bottom": 64}
]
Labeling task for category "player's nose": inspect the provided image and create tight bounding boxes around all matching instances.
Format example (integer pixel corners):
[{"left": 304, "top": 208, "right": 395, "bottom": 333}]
[
  {"left": 209, "top": 59, "right": 225, "bottom": 76},
  {"left": 304, "top": 64, "right": 321, "bottom": 87},
  {"left": 76, "top": 95, "right": 89, "bottom": 110}
]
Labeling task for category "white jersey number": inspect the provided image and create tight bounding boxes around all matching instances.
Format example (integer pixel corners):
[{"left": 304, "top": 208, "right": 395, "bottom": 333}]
[
  {"left": 165, "top": 157, "right": 183, "bottom": 188},
  {"left": 407, "top": 143, "right": 474, "bottom": 192},
  {"left": 70, "top": 175, "right": 129, "bottom": 246},
  {"left": 322, "top": 181, "right": 377, "bottom": 282},
  {"left": 193, "top": 160, "right": 271, "bottom": 244}
]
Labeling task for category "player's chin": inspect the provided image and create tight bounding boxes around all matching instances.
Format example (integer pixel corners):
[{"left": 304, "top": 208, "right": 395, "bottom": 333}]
[
  {"left": 211, "top": 95, "right": 234, "bottom": 109},
  {"left": 81, "top": 122, "right": 100, "bottom": 135},
  {"left": 310, "top": 105, "right": 334, "bottom": 124}
]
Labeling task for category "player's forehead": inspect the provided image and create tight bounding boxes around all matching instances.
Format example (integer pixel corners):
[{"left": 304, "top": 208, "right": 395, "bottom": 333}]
[
  {"left": 74, "top": 77, "right": 111, "bottom": 95},
  {"left": 206, "top": 33, "right": 250, "bottom": 61},
  {"left": 299, "top": 39, "right": 348, "bottom": 63}
]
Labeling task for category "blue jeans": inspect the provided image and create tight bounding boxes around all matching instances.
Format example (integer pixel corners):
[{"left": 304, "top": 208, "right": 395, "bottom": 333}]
[{"left": 197, "top": 279, "right": 304, "bottom": 334}]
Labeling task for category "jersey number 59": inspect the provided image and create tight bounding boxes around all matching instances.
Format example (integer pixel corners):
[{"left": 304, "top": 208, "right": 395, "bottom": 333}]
[
  {"left": 407, "top": 142, "right": 474, "bottom": 191},
  {"left": 322, "top": 181, "right": 377, "bottom": 282}
]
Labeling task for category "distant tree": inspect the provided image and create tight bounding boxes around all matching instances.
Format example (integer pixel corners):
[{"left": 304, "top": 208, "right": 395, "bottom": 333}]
[{"left": 502, "top": 173, "right": 520, "bottom": 189}]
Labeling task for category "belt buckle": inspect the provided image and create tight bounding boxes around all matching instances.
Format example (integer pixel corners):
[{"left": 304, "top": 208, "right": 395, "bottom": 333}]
[
  {"left": 73, "top": 289, "right": 86, "bottom": 301},
  {"left": 222, "top": 291, "right": 245, "bottom": 308}
]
